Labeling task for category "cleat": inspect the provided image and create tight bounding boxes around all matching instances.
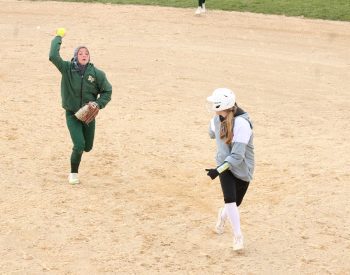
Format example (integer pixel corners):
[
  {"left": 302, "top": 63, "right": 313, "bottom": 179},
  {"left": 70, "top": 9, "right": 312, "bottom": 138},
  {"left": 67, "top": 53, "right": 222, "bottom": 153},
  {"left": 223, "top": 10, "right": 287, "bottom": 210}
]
[
  {"left": 68, "top": 173, "right": 80, "bottom": 184},
  {"left": 195, "top": 7, "right": 202, "bottom": 15},
  {"left": 233, "top": 235, "right": 244, "bottom": 251}
]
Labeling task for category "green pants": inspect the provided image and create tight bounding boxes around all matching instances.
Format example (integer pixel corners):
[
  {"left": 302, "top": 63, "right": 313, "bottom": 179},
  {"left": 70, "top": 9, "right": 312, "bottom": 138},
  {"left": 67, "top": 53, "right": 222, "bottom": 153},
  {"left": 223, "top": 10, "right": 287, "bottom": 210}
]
[{"left": 65, "top": 110, "right": 95, "bottom": 172}]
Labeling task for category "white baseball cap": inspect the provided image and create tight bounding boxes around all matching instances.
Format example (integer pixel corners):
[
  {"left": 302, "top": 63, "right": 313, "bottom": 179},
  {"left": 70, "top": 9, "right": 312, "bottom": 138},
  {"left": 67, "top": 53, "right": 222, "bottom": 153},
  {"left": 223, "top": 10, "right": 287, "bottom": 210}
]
[{"left": 207, "top": 88, "right": 236, "bottom": 111}]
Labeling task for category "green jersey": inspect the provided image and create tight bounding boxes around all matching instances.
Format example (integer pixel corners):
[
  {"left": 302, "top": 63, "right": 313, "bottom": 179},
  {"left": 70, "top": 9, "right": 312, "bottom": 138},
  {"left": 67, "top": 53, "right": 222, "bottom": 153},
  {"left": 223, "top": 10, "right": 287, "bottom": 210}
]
[{"left": 49, "top": 36, "right": 112, "bottom": 112}]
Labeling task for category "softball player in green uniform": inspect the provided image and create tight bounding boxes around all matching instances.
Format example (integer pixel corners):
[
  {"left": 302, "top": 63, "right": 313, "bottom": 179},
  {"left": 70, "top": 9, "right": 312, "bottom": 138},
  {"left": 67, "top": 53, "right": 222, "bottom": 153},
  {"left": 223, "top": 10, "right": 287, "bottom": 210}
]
[{"left": 49, "top": 28, "right": 112, "bottom": 184}]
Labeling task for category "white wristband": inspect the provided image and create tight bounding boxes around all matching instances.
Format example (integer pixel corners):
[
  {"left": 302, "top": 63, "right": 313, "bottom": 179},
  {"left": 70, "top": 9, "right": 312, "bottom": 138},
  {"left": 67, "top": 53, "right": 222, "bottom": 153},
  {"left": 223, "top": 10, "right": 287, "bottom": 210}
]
[{"left": 217, "top": 162, "right": 230, "bottom": 173}]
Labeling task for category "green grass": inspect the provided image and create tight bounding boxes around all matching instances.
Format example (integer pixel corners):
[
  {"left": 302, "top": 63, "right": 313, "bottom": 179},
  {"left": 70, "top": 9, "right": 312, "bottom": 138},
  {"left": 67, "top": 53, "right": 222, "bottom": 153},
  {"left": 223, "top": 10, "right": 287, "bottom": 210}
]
[{"left": 48, "top": 0, "right": 350, "bottom": 21}]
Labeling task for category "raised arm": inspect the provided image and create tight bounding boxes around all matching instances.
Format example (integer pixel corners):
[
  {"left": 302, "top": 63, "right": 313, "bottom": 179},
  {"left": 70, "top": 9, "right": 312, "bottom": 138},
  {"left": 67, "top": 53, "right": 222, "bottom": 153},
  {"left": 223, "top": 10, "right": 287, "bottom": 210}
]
[{"left": 49, "top": 29, "right": 69, "bottom": 73}]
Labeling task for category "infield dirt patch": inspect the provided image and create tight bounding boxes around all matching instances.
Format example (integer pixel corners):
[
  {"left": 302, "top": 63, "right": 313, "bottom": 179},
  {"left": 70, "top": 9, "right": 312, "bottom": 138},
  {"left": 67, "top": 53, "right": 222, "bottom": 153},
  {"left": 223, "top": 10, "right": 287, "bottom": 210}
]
[{"left": 0, "top": 0, "right": 349, "bottom": 273}]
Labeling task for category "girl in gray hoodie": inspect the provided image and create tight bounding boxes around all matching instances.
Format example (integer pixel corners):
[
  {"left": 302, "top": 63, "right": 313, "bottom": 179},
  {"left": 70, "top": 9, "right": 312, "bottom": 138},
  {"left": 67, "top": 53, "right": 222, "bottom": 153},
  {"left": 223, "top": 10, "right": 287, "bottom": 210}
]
[{"left": 205, "top": 88, "right": 254, "bottom": 251}]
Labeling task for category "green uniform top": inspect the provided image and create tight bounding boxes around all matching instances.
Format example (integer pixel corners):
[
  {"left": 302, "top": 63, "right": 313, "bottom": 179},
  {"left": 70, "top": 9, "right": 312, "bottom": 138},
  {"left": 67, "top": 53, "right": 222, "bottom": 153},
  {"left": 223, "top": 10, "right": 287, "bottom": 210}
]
[{"left": 49, "top": 36, "right": 112, "bottom": 112}]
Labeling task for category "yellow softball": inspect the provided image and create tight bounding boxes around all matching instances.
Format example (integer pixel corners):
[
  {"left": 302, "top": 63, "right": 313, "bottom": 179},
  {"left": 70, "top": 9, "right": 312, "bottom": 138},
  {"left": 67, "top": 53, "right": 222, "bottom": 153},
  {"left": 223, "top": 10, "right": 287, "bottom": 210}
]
[{"left": 56, "top": 28, "right": 66, "bottom": 37}]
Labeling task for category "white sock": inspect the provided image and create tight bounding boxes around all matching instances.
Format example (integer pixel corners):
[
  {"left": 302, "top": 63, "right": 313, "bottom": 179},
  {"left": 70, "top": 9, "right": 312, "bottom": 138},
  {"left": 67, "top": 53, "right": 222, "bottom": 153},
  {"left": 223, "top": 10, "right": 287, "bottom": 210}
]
[
  {"left": 225, "top": 202, "right": 242, "bottom": 237},
  {"left": 221, "top": 205, "right": 228, "bottom": 220},
  {"left": 70, "top": 173, "right": 78, "bottom": 179}
]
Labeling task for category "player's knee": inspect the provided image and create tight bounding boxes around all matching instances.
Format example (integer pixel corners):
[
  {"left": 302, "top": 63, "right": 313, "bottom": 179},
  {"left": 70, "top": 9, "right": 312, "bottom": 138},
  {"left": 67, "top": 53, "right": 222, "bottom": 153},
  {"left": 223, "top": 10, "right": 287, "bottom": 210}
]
[
  {"left": 84, "top": 142, "right": 94, "bottom": 152},
  {"left": 73, "top": 144, "right": 85, "bottom": 153},
  {"left": 84, "top": 145, "right": 93, "bottom": 152}
]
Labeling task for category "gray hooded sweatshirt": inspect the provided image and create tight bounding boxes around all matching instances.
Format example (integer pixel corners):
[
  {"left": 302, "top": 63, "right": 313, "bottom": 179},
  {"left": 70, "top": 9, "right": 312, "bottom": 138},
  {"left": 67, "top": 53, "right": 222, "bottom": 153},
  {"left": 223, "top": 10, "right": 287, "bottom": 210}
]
[{"left": 208, "top": 112, "right": 254, "bottom": 182}]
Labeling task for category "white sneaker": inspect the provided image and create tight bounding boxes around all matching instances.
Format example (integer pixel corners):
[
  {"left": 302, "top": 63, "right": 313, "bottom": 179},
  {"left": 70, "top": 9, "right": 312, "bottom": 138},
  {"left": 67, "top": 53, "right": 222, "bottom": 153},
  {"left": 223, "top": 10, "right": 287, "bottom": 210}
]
[
  {"left": 233, "top": 235, "right": 244, "bottom": 251},
  {"left": 195, "top": 7, "right": 202, "bottom": 15},
  {"left": 68, "top": 173, "right": 80, "bottom": 184},
  {"left": 214, "top": 207, "right": 226, "bottom": 234},
  {"left": 201, "top": 4, "right": 206, "bottom": 13}
]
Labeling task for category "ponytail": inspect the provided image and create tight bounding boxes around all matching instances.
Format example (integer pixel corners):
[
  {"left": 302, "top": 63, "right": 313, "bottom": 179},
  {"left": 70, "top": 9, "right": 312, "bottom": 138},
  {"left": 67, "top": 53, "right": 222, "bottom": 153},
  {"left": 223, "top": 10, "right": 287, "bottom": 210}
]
[{"left": 220, "top": 106, "right": 237, "bottom": 144}]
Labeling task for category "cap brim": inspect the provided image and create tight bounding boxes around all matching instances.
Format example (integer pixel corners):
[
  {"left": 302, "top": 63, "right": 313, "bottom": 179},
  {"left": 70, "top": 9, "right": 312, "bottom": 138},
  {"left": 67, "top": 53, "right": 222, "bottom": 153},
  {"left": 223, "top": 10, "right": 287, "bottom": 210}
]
[{"left": 206, "top": 95, "right": 216, "bottom": 102}]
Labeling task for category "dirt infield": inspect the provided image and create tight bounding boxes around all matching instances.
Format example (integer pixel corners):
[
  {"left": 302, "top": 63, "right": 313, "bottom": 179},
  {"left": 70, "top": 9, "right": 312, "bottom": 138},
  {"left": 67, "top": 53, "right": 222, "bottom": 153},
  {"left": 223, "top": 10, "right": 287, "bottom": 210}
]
[{"left": 0, "top": 0, "right": 349, "bottom": 273}]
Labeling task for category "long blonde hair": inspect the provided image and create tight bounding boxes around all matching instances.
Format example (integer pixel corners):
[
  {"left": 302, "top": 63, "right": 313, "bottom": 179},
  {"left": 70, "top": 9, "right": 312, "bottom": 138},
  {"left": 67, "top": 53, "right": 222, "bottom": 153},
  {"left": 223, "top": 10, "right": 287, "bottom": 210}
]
[{"left": 220, "top": 106, "right": 237, "bottom": 144}]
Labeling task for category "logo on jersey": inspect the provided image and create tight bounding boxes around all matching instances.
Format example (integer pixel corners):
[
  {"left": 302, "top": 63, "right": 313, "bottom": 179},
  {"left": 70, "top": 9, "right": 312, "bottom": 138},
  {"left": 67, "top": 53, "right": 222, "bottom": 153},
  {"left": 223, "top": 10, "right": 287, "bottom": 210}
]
[{"left": 88, "top": 75, "right": 95, "bottom": 83}]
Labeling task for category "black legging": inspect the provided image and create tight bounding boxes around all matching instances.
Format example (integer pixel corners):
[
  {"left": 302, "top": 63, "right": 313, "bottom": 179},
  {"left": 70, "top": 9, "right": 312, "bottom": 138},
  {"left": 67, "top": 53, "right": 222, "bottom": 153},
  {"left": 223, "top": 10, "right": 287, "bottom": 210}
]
[
  {"left": 219, "top": 170, "right": 249, "bottom": 206},
  {"left": 198, "top": 0, "right": 205, "bottom": 6}
]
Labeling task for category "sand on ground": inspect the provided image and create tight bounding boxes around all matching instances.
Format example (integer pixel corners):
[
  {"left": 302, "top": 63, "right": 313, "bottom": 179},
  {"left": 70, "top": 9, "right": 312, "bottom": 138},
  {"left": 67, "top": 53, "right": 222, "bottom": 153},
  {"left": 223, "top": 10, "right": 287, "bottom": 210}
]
[{"left": 0, "top": 0, "right": 349, "bottom": 273}]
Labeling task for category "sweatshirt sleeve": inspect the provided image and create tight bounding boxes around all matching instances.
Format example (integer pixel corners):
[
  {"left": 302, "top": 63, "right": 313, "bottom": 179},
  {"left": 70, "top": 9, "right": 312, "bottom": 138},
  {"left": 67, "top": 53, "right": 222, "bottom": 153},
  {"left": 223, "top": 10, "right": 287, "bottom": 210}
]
[
  {"left": 224, "top": 117, "right": 252, "bottom": 168},
  {"left": 95, "top": 70, "right": 112, "bottom": 109},
  {"left": 208, "top": 118, "right": 216, "bottom": 139},
  {"left": 49, "top": 36, "right": 69, "bottom": 73}
]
